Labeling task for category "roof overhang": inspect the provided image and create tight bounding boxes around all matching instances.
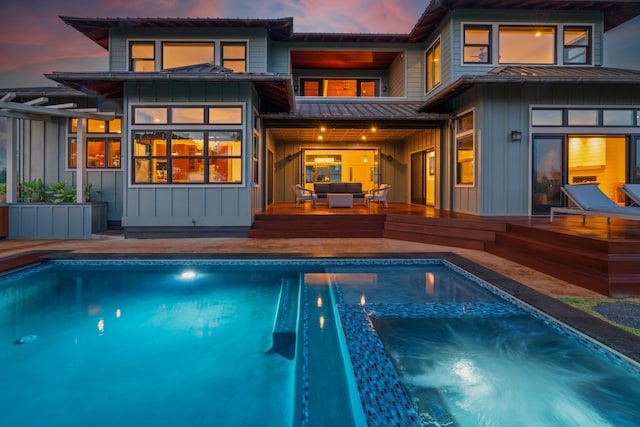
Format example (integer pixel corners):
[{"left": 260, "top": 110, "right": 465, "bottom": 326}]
[
  {"left": 263, "top": 99, "right": 450, "bottom": 127},
  {"left": 60, "top": 16, "right": 294, "bottom": 50},
  {"left": 409, "top": 0, "right": 640, "bottom": 42},
  {"left": 419, "top": 66, "right": 640, "bottom": 111},
  {"left": 44, "top": 70, "right": 296, "bottom": 113}
]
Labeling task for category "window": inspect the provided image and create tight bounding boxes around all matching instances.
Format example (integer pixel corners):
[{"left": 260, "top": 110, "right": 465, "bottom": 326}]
[
  {"left": 162, "top": 42, "right": 214, "bottom": 70},
  {"left": 221, "top": 42, "right": 247, "bottom": 72},
  {"left": 603, "top": 110, "right": 634, "bottom": 126},
  {"left": 130, "top": 42, "right": 155, "bottom": 72},
  {"left": 455, "top": 111, "right": 474, "bottom": 186},
  {"left": 299, "top": 79, "right": 380, "bottom": 97},
  {"left": 463, "top": 26, "right": 491, "bottom": 63},
  {"left": 426, "top": 39, "right": 441, "bottom": 91},
  {"left": 532, "top": 109, "right": 563, "bottom": 126},
  {"left": 567, "top": 110, "right": 598, "bottom": 126},
  {"left": 564, "top": 27, "right": 591, "bottom": 64},
  {"left": 68, "top": 119, "right": 122, "bottom": 169},
  {"left": 131, "top": 105, "right": 244, "bottom": 185},
  {"left": 499, "top": 26, "right": 555, "bottom": 64}
]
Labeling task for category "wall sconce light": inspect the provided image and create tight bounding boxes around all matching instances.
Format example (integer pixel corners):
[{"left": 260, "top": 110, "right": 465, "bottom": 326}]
[
  {"left": 386, "top": 154, "right": 393, "bottom": 161},
  {"left": 510, "top": 130, "right": 522, "bottom": 142},
  {"left": 286, "top": 154, "right": 293, "bottom": 161}
]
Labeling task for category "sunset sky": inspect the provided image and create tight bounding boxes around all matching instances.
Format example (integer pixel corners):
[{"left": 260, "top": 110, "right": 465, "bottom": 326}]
[{"left": 0, "top": 0, "right": 639, "bottom": 89}]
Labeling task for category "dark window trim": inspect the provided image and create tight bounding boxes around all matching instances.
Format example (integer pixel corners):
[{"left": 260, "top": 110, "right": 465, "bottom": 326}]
[
  {"left": 463, "top": 24, "right": 492, "bottom": 64},
  {"left": 563, "top": 26, "right": 592, "bottom": 65}
]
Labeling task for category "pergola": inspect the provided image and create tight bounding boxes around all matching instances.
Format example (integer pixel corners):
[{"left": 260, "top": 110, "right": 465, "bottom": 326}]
[{"left": 0, "top": 92, "right": 115, "bottom": 204}]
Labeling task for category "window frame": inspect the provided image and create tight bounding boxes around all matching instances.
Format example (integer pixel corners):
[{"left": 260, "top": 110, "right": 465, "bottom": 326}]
[
  {"left": 455, "top": 110, "right": 475, "bottom": 187},
  {"left": 425, "top": 38, "right": 441, "bottom": 92},
  {"left": 463, "top": 25, "right": 492, "bottom": 64},
  {"left": 221, "top": 41, "right": 247, "bottom": 72},
  {"left": 563, "top": 26, "right": 592, "bottom": 65},
  {"left": 129, "top": 41, "right": 156, "bottom": 72},
  {"left": 129, "top": 103, "right": 245, "bottom": 186},
  {"left": 68, "top": 118, "right": 122, "bottom": 170},
  {"left": 298, "top": 78, "right": 381, "bottom": 97}
]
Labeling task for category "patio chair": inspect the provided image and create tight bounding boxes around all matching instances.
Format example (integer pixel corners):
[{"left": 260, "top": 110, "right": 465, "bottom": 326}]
[
  {"left": 550, "top": 184, "right": 640, "bottom": 223},
  {"left": 365, "top": 184, "right": 390, "bottom": 208},
  {"left": 292, "top": 184, "right": 317, "bottom": 207},
  {"left": 621, "top": 184, "right": 640, "bottom": 206}
]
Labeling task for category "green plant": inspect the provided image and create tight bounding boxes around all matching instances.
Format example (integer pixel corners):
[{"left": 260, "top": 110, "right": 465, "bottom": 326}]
[
  {"left": 85, "top": 183, "right": 102, "bottom": 202},
  {"left": 0, "top": 182, "right": 6, "bottom": 202},
  {"left": 47, "top": 181, "right": 76, "bottom": 203},
  {"left": 20, "top": 178, "right": 47, "bottom": 202}
]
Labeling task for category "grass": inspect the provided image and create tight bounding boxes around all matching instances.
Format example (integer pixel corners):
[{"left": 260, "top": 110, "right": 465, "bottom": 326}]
[{"left": 558, "top": 297, "right": 640, "bottom": 336}]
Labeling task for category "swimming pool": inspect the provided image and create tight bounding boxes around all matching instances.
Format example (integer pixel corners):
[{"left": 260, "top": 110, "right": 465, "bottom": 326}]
[{"left": 1, "top": 257, "right": 639, "bottom": 427}]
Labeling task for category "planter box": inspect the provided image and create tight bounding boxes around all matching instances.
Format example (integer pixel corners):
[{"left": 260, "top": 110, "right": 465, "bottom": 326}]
[{"left": 8, "top": 202, "right": 108, "bottom": 239}]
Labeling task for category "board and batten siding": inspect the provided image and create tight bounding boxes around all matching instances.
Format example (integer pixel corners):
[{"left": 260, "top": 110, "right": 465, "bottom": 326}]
[
  {"left": 109, "top": 28, "right": 268, "bottom": 73},
  {"left": 121, "top": 81, "right": 256, "bottom": 228},
  {"left": 16, "top": 117, "right": 124, "bottom": 222},
  {"left": 451, "top": 83, "right": 640, "bottom": 216}
]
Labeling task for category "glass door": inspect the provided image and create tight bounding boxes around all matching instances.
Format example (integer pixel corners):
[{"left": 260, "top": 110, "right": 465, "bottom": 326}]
[
  {"left": 532, "top": 136, "right": 565, "bottom": 215},
  {"left": 411, "top": 151, "right": 426, "bottom": 205}
]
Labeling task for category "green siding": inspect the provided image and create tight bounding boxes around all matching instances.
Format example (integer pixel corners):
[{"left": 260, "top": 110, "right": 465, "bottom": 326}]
[{"left": 122, "top": 81, "right": 255, "bottom": 228}]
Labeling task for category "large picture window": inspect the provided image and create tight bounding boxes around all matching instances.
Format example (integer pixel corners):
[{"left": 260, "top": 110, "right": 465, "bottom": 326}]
[
  {"left": 455, "top": 111, "right": 475, "bottom": 186},
  {"left": 426, "top": 39, "right": 441, "bottom": 91},
  {"left": 131, "top": 105, "right": 244, "bottom": 185},
  {"left": 162, "top": 42, "right": 214, "bottom": 70},
  {"left": 499, "top": 26, "right": 555, "bottom": 64}
]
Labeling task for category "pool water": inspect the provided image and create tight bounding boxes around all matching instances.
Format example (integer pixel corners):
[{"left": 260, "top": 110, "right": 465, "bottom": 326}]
[
  {"left": 0, "top": 263, "right": 297, "bottom": 427},
  {"left": 1, "top": 259, "right": 640, "bottom": 427}
]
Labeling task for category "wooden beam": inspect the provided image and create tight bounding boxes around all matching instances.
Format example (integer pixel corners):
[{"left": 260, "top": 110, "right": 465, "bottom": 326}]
[{"left": 0, "top": 101, "right": 115, "bottom": 120}]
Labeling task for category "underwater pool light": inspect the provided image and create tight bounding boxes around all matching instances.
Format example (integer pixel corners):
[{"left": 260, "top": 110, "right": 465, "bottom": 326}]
[{"left": 181, "top": 271, "right": 196, "bottom": 279}]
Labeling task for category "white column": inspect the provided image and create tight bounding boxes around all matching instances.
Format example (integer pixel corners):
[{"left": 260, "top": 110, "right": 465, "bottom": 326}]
[
  {"left": 5, "top": 118, "right": 18, "bottom": 203},
  {"left": 76, "top": 118, "right": 86, "bottom": 203}
]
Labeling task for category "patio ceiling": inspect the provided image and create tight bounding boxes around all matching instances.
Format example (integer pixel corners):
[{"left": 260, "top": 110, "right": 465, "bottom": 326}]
[{"left": 267, "top": 127, "right": 427, "bottom": 144}]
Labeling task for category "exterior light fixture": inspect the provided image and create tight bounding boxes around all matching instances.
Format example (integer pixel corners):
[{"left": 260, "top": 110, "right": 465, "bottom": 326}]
[{"left": 510, "top": 130, "right": 522, "bottom": 142}]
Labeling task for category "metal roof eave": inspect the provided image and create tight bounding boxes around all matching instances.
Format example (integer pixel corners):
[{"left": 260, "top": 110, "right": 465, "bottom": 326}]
[
  {"left": 419, "top": 69, "right": 640, "bottom": 111},
  {"left": 44, "top": 71, "right": 296, "bottom": 113}
]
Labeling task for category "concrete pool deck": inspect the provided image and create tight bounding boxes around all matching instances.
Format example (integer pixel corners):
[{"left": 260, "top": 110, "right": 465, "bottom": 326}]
[{"left": 1, "top": 233, "right": 639, "bottom": 362}]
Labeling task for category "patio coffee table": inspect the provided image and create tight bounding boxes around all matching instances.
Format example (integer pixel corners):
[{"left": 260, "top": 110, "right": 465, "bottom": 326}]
[{"left": 327, "top": 193, "right": 353, "bottom": 208}]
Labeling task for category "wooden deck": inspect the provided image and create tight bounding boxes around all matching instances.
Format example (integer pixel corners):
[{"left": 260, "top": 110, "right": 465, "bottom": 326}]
[{"left": 251, "top": 202, "right": 640, "bottom": 297}]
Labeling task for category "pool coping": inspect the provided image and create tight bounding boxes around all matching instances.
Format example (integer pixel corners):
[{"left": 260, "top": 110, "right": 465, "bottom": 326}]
[{"left": 22, "top": 250, "right": 640, "bottom": 363}]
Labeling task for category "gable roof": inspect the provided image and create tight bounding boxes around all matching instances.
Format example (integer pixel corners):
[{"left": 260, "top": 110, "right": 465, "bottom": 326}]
[{"left": 419, "top": 66, "right": 640, "bottom": 110}]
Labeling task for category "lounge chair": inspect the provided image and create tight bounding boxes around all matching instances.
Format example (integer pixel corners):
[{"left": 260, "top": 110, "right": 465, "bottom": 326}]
[
  {"left": 550, "top": 184, "right": 640, "bottom": 223},
  {"left": 292, "top": 184, "right": 317, "bottom": 207},
  {"left": 365, "top": 184, "right": 390, "bottom": 208},
  {"left": 621, "top": 184, "right": 640, "bottom": 206}
]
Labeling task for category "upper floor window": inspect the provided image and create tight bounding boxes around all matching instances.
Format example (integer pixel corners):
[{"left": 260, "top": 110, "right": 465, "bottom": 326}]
[
  {"left": 463, "top": 26, "right": 491, "bottom": 63},
  {"left": 299, "top": 79, "right": 379, "bottom": 97},
  {"left": 564, "top": 27, "right": 591, "bottom": 64},
  {"left": 499, "top": 26, "right": 555, "bottom": 64},
  {"left": 162, "top": 42, "right": 214, "bottom": 70},
  {"left": 130, "top": 42, "right": 155, "bottom": 72},
  {"left": 221, "top": 42, "right": 247, "bottom": 72},
  {"left": 426, "top": 39, "right": 441, "bottom": 92}
]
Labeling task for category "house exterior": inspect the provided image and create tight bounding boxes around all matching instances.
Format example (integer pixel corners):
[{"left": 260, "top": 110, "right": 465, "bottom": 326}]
[{"left": 1, "top": 0, "right": 640, "bottom": 238}]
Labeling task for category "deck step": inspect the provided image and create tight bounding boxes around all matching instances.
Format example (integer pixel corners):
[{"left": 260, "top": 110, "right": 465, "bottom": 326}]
[
  {"left": 249, "top": 214, "right": 385, "bottom": 238},
  {"left": 486, "top": 223, "right": 640, "bottom": 297},
  {"left": 383, "top": 214, "right": 504, "bottom": 250}
]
